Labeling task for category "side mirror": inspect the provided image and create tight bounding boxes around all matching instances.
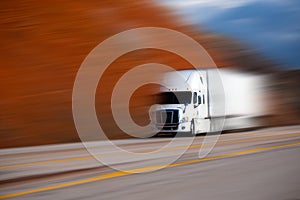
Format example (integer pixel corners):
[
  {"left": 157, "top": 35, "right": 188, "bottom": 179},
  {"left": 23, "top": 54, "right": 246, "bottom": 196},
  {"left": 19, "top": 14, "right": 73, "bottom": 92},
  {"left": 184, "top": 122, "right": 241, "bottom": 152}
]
[
  {"left": 183, "top": 103, "right": 188, "bottom": 113},
  {"left": 194, "top": 96, "right": 201, "bottom": 108}
]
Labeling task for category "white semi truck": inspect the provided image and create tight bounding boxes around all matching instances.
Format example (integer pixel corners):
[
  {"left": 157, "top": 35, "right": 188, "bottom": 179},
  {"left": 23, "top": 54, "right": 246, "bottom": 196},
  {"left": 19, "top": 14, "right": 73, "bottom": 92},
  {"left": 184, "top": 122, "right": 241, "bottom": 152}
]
[{"left": 150, "top": 68, "right": 266, "bottom": 135}]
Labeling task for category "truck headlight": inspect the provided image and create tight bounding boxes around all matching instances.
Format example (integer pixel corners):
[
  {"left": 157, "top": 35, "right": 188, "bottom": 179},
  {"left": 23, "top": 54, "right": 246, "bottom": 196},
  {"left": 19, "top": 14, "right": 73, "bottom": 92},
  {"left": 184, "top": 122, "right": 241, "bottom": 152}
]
[{"left": 180, "top": 117, "right": 188, "bottom": 123}]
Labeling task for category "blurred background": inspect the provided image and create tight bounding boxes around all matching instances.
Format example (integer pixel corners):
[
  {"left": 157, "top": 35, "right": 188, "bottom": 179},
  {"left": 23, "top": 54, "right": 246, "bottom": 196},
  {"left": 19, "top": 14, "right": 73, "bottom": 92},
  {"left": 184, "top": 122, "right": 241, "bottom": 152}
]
[{"left": 1, "top": 0, "right": 299, "bottom": 148}]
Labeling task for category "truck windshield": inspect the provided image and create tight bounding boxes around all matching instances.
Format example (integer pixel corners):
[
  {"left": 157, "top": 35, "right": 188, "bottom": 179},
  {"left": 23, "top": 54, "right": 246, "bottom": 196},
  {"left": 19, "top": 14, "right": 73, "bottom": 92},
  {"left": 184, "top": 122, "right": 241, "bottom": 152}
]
[{"left": 158, "top": 92, "right": 192, "bottom": 104}]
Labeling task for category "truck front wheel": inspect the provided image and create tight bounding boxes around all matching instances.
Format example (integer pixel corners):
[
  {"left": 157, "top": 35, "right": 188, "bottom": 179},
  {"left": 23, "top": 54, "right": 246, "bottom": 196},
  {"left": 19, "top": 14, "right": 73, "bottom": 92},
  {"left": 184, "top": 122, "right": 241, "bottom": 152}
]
[{"left": 190, "top": 120, "right": 196, "bottom": 136}]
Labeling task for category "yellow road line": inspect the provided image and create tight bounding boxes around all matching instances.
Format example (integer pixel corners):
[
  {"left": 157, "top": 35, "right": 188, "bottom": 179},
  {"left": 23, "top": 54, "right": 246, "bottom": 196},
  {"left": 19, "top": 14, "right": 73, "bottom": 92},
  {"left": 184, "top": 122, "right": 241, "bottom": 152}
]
[
  {"left": 1, "top": 132, "right": 300, "bottom": 169},
  {"left": 1, "top": 141, "right": 300, "bottom": 199}
]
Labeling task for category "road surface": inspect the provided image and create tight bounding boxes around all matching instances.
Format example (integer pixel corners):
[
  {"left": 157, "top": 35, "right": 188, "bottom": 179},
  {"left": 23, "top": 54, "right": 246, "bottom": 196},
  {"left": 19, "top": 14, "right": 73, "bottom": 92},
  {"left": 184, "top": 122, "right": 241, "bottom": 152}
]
[{"left": 1, "top": 126, "right": 300, "bottom": 200}]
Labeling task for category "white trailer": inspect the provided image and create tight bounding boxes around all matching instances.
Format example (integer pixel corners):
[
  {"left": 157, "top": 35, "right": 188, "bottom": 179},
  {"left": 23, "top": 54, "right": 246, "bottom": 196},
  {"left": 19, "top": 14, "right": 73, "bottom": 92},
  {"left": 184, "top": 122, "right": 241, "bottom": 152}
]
[{"left": 150, "top": 68, "right": 266, "bottom": 135}]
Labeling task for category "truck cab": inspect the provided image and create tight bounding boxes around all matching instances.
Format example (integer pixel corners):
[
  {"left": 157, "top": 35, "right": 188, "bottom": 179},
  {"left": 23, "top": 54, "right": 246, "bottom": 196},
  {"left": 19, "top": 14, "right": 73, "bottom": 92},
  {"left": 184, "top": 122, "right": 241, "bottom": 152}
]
[{"left": 151, "top": 70, "right": 211, "bottom": 135}]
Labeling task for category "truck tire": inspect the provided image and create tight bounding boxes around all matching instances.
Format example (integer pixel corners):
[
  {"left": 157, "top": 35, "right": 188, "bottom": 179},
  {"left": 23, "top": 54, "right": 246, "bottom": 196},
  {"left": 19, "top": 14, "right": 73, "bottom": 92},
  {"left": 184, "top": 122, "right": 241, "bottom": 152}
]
[
  {"left": 209, "top": 118, "right": 223, "bottom": 134},
  {"left": 190, "top": 120, "right": 196, "bottom": 136}
]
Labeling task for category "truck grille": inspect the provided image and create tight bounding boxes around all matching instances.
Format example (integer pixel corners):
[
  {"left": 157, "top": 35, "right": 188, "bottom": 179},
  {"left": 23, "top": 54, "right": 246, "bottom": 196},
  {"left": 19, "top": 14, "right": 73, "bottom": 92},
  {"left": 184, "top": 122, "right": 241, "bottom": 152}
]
[{"left": 155, "top": 109, "right": 179, "bottom": 130}]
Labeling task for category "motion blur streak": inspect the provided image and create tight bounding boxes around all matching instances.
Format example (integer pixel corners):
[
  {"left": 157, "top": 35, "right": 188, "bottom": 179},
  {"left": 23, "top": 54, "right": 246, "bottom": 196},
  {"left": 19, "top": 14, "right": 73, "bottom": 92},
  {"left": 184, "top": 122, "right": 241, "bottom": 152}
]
[
  {"left": 1, "top": 141, "right": 299, "bottom": 199},
  {"left": 1, "top": 131, "right": 299, "bottom": 170},
  {"left": 1, "top": 0, "right": 299, "bottom": 148}
]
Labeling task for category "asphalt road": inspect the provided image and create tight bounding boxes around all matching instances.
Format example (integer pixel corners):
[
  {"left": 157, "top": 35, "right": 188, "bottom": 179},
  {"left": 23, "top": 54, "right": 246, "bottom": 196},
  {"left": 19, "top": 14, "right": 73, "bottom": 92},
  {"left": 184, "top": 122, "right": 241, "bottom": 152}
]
[{"left": 1, "top": 126, "right": 300, "bottom": 200}]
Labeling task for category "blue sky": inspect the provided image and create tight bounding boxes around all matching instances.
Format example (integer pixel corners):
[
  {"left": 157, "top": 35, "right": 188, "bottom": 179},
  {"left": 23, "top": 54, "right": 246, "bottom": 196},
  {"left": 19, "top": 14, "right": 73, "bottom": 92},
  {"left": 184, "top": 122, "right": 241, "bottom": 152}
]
[{"left": 160, "top": 0, "right": 300, "bottom": 68}]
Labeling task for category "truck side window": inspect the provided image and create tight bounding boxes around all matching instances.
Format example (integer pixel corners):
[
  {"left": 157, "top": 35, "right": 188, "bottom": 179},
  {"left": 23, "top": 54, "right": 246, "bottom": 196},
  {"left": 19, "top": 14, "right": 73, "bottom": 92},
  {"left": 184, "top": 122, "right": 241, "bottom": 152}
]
[
  {"left": 193, "top": 92, "right": 197, "bottom": 104},
  {"left": 198, "top": 96, "right": 201, "bottom": 104},
  {"left": 203, "top": 94, "right": 205, "bottom": 104}
]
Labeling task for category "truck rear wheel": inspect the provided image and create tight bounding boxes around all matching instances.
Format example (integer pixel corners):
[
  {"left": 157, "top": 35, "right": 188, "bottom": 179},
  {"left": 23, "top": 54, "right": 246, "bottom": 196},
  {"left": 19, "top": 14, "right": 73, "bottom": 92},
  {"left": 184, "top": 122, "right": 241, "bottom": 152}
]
[{"left": 209, "top": 118, "right": 223, "bottom": 134}]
